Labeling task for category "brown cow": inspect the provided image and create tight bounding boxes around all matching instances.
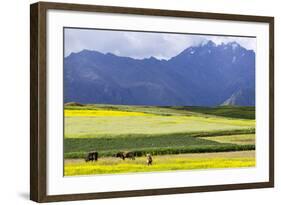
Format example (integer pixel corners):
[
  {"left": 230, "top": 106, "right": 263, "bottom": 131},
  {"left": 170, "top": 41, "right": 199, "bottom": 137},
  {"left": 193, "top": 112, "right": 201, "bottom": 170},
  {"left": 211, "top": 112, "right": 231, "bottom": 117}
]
[
  {"left": 115, "top": 152, "right": 125, "bottom": 160},
  {"left": 115, "top": 151, "right": 135, "bottom": 160},
  {"left": 123, "top": 151, "right": 135, "bottom": 160}
]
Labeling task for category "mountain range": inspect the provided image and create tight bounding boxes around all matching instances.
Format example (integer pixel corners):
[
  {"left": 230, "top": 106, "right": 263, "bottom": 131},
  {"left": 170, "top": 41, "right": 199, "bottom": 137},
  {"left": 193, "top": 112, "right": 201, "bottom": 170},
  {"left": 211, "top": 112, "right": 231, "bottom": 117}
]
[{"left": 64, "top": 40, "right": 255, "bottom": 106}]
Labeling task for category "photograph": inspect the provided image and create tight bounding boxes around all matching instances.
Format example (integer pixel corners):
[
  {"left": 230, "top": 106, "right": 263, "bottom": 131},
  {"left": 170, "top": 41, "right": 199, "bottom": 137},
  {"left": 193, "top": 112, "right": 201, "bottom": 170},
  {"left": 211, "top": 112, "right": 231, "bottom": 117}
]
[
  {"left": 29, "top": 2, "right": 274, "bottom": 202},
  {"left": 63, "top": 28, "right": 256, "bottom": 176}
]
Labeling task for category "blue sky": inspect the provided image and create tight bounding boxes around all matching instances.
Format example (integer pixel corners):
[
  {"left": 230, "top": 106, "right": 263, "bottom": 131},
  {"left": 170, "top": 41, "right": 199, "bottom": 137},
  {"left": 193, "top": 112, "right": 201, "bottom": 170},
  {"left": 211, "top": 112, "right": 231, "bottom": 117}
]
[{"left": 64, "top": 28, "right": 256, "bottom": 59}]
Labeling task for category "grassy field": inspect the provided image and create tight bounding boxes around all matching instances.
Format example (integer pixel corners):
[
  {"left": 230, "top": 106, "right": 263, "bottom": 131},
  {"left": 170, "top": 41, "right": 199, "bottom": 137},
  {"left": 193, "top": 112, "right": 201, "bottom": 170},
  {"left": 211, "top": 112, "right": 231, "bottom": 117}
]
[
  {"left": 200, "top": 134, "right": 255, "bottom": 145},
  {"left": 64, "top": 104, "right": 255, "bottom": 176},
  {"left": 64, "top": 106, "right": 254, "bottom": 138},
  {"left": 64, "top": 151, "right": 255, "bottom": 176},
  {"left": 173, "top": 106, "right": 255, "bottom": 119}
]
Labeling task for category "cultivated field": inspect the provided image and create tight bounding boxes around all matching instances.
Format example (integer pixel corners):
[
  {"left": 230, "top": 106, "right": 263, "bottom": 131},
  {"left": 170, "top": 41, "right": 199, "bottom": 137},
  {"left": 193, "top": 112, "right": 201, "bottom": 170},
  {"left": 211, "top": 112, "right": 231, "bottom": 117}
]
[
  {"left": 65, "top": 151, "right": 255, "bottom": 176},
  {"left": 64, "top": 104, "right": 255, "bottom": 176}
]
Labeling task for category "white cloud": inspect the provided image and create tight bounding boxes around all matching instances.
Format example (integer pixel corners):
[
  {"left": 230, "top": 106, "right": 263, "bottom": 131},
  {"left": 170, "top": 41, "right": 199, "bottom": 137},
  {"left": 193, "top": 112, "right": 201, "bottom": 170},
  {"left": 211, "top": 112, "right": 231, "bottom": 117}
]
[{"left": 64, "top": 28, "right": 256, "bottom": 59}]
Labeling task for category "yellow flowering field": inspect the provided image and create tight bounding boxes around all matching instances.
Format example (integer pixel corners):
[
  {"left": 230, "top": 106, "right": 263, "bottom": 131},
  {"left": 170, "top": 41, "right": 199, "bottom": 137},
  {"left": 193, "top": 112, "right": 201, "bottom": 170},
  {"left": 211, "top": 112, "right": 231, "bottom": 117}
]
[{"left": 65, "top": 109, "right": 153, "bottom": 117}]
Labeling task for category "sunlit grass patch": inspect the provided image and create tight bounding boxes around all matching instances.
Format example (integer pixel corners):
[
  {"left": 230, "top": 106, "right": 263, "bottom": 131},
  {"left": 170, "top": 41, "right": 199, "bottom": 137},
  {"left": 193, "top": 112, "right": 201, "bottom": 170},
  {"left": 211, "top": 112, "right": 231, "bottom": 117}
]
[
  {"left": 64, "top": 115, "right": 255, "bottom": 138},
  {"left": 201, "top": 134, "right": 255, "bottom": 145}
]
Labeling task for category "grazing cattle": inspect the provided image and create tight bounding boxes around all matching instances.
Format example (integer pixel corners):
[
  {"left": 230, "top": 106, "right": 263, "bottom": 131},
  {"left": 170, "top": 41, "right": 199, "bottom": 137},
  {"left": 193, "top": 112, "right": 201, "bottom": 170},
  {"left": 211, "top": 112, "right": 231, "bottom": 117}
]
[
  {"left": 124, "top": 151, "right": 135, "bottom": 160},
  {"left": 85, "top": 151, "right": 98, "bottom": 162},
  {"left": 146, "top": 154, "right": 152, "bottom": 166},
  {"left": 115, "top": 152, "right": 125, "bottom": 160},
  {"left": 115, "top": 151, "right": 135, "bottom": 160}
]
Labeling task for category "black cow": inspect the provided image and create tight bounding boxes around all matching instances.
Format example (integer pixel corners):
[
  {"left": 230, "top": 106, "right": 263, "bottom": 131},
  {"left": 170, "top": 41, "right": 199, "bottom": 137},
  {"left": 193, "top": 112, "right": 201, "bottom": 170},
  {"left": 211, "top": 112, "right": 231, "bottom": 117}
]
[
  {"left": 124, "top": 151, "right": 135, "bottom": 160},
  {"left": 115, "top": 152, "right": 125, "bottom": 160},
  {"left": 115, "top": 151, "right": 135, "bottom": 160},
  {"left": 85, "top": 151, "right": 98, "bottom": 162}
]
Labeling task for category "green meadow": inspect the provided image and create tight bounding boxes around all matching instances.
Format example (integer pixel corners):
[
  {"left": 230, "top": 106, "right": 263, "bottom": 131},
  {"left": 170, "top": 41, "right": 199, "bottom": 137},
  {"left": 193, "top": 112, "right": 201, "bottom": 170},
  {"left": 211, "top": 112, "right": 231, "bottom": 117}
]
[{"left": 64, "top": 104, "right": 256, "bottom": 176}]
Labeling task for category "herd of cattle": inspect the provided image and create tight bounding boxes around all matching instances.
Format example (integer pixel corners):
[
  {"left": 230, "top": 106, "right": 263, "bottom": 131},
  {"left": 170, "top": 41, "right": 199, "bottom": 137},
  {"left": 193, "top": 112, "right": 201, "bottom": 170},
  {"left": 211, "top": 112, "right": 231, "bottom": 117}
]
[{"left": 85, "top": 151, "right": 153, "bottom": 165}]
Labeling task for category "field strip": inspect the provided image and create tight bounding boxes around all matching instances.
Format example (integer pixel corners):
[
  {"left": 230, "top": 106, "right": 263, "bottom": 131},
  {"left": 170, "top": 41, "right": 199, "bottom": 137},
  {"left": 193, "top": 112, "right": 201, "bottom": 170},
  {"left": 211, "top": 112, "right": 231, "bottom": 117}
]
[
  {"left": 65, "top": 109, "right": 155, "bottom": 117},
  {"left": 200, "top": 134, "right": 255, "bottom": 145},
  {"left": 64, "top": 105, "right": 255, "bottom": 120},
  {"left": 64, "top": 144, "right": 255, "bottom": 159},
  {"left": 64, "top": 151, "right": 255, "bottom": 176}
]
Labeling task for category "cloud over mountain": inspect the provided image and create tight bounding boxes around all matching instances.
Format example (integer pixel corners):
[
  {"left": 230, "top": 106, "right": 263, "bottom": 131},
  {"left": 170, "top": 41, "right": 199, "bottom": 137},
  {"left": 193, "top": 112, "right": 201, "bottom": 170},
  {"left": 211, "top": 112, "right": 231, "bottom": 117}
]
[{"left": 64, "top": 28, "right": 256, "bottom": 59}]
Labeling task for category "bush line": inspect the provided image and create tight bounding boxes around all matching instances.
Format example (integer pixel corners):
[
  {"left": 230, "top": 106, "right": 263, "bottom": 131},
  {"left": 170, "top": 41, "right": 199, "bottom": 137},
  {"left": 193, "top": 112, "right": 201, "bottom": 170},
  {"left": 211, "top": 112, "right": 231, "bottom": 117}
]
[{"left": 64, "top": 144, "right": 255, "bottom": 159}]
